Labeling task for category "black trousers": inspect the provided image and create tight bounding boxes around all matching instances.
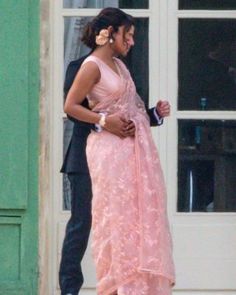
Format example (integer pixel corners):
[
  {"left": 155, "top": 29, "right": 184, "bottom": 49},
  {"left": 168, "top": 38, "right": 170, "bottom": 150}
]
[{"left": 59, "top": 173, "right": 92, "bottom": 295}]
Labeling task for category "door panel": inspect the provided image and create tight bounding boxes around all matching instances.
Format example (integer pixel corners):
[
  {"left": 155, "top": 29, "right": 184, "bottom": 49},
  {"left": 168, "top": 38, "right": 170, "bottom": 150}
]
[
  {"left": 0, "top": 0, "right": 29, "bottom": 209},
  {"left": 0, "top": 217, "right": 21, "bottom": 281},
  {"left": 0, "top": 1, "right": 39, "bottom": 294},
  {"left": 173, "top": 223, "right": 236, "bottom": 289}
]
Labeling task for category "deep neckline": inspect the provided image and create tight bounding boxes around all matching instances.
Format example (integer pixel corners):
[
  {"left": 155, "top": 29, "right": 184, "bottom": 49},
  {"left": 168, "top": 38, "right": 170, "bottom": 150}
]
[{"left": 90, "top": 55, "right": 122, "bottom": 79}]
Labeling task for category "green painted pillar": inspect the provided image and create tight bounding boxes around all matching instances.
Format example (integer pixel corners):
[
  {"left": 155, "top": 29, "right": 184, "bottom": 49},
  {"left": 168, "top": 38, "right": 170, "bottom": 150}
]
[{"left": 0, "top": 0, "right": 39, "bottom": 294}]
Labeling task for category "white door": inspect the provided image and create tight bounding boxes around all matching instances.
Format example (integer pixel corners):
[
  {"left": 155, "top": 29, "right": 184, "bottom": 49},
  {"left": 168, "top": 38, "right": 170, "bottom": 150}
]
[
  {"left": 50, "top": 1, "right": 236, "bottom": 294},
  {"left": 167, "top": 1, "right": 236, "bottom": 294}
]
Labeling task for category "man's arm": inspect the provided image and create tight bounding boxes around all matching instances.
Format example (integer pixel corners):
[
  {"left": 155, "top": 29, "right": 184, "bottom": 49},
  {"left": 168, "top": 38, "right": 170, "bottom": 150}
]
[
  {"left": 147, "top": 100, "right": 171, "bottom": 127},
  {"left": 147, "top": 107, "right": 163, "bottom": 127}
]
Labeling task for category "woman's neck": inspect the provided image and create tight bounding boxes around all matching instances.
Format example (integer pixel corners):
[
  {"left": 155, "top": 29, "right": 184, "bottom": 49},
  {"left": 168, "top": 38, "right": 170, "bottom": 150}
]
[{"left": 92, "top": 45, "right": 116, "bottom": 62}]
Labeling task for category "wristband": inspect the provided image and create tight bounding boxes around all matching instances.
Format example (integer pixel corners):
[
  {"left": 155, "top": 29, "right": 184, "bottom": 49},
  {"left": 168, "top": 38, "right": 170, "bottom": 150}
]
[{"left": 98, "top": 113, "right": 106, "bottom": 127}]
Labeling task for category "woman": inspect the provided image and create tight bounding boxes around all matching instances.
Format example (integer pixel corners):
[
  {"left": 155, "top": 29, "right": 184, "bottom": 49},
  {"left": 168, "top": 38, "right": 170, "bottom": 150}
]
[{"left": 64, "top": 7, "right": 175, "bottom": 295}]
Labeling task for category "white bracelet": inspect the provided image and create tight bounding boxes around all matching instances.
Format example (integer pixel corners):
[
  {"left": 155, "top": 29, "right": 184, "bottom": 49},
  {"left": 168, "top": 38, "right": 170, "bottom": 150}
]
[{"left": 98, "top": 113, "right": 106, "bottom": 127}]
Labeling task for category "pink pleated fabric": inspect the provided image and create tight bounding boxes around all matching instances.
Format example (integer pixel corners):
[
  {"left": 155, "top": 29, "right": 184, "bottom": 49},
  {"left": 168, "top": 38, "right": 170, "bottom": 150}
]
[{"left": 84, "top": 55, "right": 175, "bottom": 295}]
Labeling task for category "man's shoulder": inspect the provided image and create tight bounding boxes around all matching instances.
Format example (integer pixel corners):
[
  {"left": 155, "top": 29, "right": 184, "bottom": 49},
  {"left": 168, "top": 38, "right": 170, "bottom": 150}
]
[
  {"left": 64, "top": 54, "right": 91, "bottom": 89},
  {"left": 68, "top": 54, "right": 90, "bottom": 69}
]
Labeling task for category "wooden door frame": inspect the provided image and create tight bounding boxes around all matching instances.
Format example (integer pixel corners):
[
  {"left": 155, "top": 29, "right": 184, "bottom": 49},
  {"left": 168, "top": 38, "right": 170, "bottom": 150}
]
[{"left": 39, "top": 0, "right": 55, "bottom": 294}]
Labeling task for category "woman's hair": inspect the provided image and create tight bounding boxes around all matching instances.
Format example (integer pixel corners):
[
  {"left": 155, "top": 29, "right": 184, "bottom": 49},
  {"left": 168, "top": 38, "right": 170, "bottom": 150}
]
[{"left": 81, "top": 7, "right": 134, "bottom": 49}]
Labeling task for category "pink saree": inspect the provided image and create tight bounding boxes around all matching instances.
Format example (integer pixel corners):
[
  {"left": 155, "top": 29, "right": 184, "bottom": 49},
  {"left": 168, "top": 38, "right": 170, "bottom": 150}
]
[{"left": 84, "top": 55, "right": 175, "bottom": 295}]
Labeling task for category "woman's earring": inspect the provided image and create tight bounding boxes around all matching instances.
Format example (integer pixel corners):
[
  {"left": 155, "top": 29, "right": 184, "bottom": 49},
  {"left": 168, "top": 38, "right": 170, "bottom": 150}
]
[{"left": 109, "top": 38, "right": 114, "bottom": 44}]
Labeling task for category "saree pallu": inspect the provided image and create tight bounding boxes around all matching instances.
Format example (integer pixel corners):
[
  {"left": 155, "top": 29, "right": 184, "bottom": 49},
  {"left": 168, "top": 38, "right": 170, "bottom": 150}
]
[{"left": 86, "top": 57, "right": 175, "bottom": 295}]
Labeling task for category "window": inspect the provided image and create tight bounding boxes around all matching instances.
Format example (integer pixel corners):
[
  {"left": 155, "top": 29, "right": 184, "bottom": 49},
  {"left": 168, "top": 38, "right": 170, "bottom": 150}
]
[
  {"left": 176, "top": 4, "right": 236, "bottom": 212},
  {"left": 178, "top": 119, "right": 236, "bottom": 212},
  {"left": 179, "top": 0, "right": 236, "bottom": 10},
  {"left": 63, "top": 0, "right": 148, "bottom": 9},
  {"left": 178, "top": 19, "right": 236, "bottom": 111}
]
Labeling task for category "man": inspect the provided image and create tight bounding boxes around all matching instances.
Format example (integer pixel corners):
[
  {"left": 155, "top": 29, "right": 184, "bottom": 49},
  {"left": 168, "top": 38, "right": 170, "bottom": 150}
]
[{"left": 59, "top": 23, "right": 170, "bottom": 290}]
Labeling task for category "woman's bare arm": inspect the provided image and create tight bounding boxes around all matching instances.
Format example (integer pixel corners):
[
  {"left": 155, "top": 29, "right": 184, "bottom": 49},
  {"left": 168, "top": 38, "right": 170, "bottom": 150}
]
[{"left": 64, "top": 61, "right": 101, "bottom": 124}]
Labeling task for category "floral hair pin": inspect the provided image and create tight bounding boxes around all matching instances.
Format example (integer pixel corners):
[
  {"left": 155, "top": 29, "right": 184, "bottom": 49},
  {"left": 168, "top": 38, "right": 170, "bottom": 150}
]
[{"left": 95, "top": 29, "right": 113, "bottom": 46}]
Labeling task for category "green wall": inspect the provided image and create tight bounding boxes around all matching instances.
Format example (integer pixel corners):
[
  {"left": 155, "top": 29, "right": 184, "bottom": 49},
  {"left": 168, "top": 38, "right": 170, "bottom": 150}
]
[{"left": 0, "top": 0, "right": 39, "bottom": 294}]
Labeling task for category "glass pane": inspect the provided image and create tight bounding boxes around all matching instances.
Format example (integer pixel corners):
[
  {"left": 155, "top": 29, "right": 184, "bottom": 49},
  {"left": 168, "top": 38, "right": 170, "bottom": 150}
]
[
  {"left": 63, "top": 17, "right": 149, "bottom": 209},
  {"left": 64, "top": 16, "right": 91, "bottom": 74},
  {"left": 178, "top": 119, "right": 236, "bottom": 212},
  {"left": 63, "top": 118, "right": 74, "bottom": 210},
  {"left": 63, "top": 0, "right": 148, "bottom": 9},
  {"left": 179, "top": 0, "right": 236, "bottom": 10},
  {"left": 178, "top": 19, "right": 236, "bottom": 110},
  {"left": 124, "top": 18, "right": 149, "bottom": 106}
]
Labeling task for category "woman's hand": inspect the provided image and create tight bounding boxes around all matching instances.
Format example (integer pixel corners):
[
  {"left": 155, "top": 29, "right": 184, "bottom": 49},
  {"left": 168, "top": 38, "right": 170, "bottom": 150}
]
[
  {"left": 156, "top": 100, "right": 171, "bottom": 118},
  {"left": 104, "top": 115, "right": 135, "bottom": 138},
  {"left": 123, "top": 120, "right": 135, "bottom": 137}
]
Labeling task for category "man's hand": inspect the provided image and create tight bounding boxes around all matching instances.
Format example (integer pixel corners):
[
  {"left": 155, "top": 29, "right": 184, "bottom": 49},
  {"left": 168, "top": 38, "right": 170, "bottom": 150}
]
[
  {"left": 156, "top": 100, "right": 171, "bottom": 118},
  {"left": 104, "top": 114, "right": 135, "bottom": 138}
]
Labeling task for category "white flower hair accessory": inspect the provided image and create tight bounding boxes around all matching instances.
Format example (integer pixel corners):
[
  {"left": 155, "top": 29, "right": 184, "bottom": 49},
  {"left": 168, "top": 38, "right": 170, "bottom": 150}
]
[{"left": 95, "top": 29, "right": 109, "bottom": 46}]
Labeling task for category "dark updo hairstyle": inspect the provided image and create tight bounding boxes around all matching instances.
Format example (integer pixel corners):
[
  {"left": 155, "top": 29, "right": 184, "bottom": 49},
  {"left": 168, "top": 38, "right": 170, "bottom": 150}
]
[{"left": 81, "top": 7, "right": 134, "bottom": 50}]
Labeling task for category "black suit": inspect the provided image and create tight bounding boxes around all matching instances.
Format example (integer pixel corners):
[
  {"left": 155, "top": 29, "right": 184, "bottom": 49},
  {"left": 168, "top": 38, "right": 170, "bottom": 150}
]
[
  {"left": 61, "top": 54, "right": 92, "bottom": 174},
  {"left": 59, "top": 55, "right": 163, "bottom": 295}
]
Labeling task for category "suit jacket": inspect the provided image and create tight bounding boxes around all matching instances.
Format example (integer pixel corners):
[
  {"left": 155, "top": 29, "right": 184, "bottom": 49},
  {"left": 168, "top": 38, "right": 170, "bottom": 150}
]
[{"left": 61, "top": 55, "right": 162, "bottom": 174}]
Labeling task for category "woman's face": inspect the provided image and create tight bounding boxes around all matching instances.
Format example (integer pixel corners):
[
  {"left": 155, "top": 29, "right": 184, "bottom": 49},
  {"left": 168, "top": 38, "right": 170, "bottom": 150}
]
[{"left": 112, "top": 25, "right": 135, "bottom": 56}]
